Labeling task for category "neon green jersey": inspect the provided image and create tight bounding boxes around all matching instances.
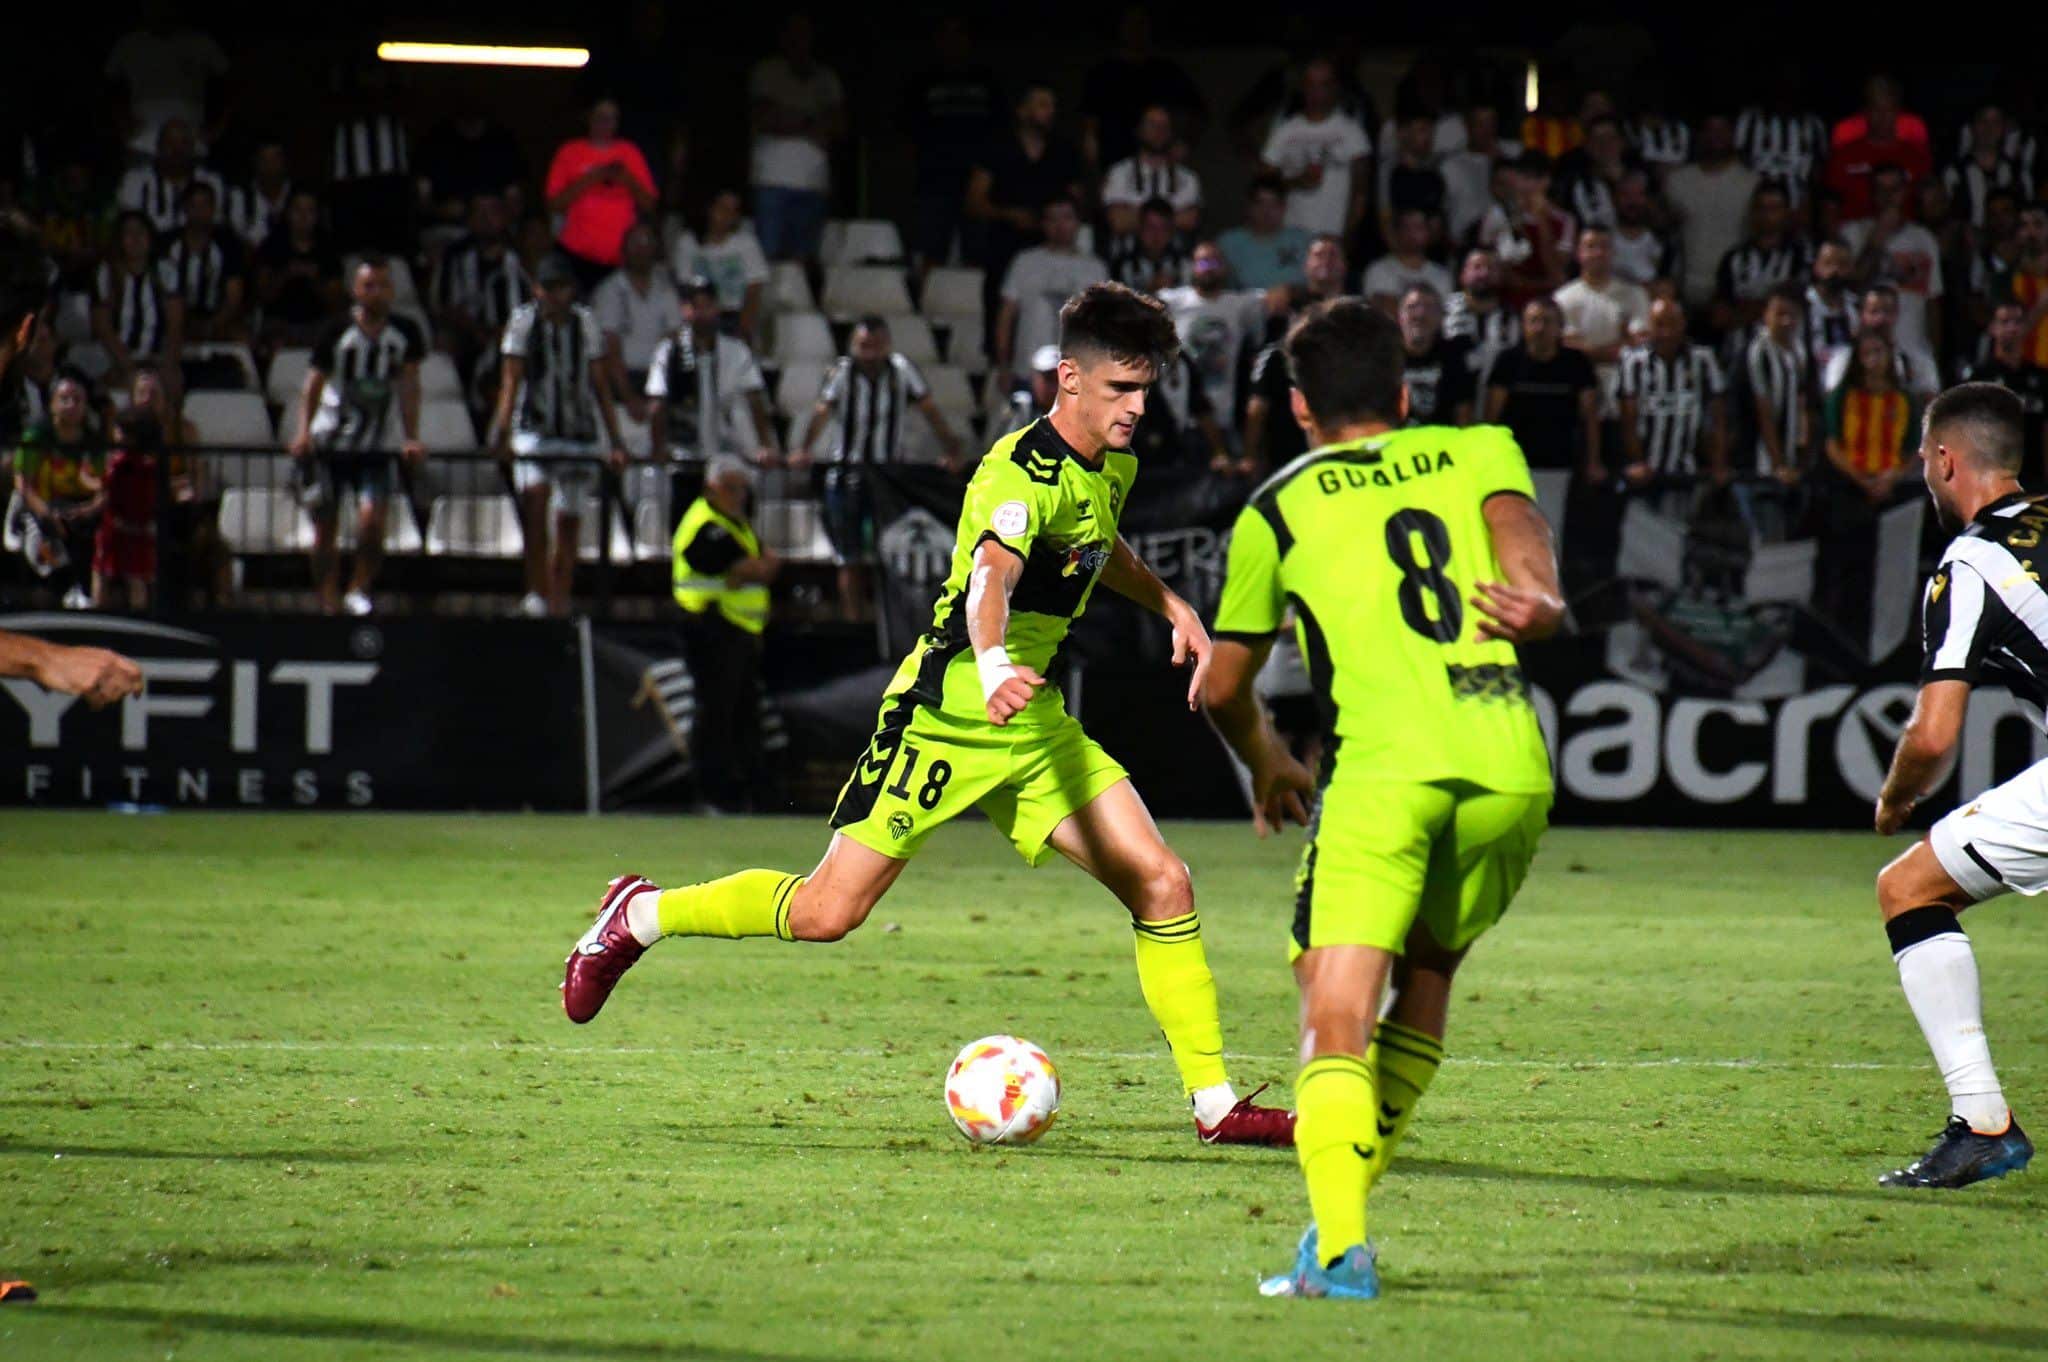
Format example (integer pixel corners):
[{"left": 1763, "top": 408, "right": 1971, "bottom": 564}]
[
  {"left": 884, "top": 417, "right": 1135, "bottom": 727},
  {"left": 1212, "top": 424, "right": 1552, "bottom": 795}
]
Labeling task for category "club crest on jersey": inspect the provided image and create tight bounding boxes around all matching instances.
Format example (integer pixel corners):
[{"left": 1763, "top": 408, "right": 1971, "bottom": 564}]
[
  {"left": 1062, "top": 543, "right": 1111, "bottom": 578},
  {"left": 887, "top": 812, "right": 914, "bottom": 840}
]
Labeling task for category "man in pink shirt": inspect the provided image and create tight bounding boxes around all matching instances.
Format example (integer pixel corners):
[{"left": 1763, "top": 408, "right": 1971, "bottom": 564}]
[{"left": 545, "top": 97, "right": 657, "bottom": 289}]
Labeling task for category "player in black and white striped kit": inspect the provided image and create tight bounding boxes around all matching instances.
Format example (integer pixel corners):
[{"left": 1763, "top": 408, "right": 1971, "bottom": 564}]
[
  {"left": 1871, "top": 383, "right": 2041, "bottom": 1189},
  {"left": 1616, "top": 298, "right": 1727, "bottom": 488}
]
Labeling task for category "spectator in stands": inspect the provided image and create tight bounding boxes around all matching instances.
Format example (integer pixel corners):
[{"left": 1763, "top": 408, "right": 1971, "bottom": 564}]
[
  {"left": 1842, "top": 164, "right": 1944, "bottom": 378},
  {"left": 1133, "top": 344, "right": 1229, "bottom": 470},
  {"left": 160, "top": 180, "right": 246, "bottom": 346},
  {"left": 1965, "top": 300, "right": 2048, "bottom": 472},
  {"left": 671, "top": 454, "right": 779, "bottom": 811},
  {"left": 995, "top": 196, "right": 1107, "bottom": 382},
  {"left": 326, "top": 67, "right": 416, "bottom": 255},
  {"left": 545, "top": 98, "right": 657, "bottom": 292},
  {"left": 255, "top": 189, "right": 344, "bottom": 351},
  {"left": 1102, "top": 105, "right": 1201, "bottom": 239},
  {"left": 1485, "top": 296, "right": 1599, "bottom": 478},
  {"left": 1260, "top": 57, "right": 1371, "bottom": 242},
  {"left": 646, "top": 277, "right": 779, "bottom": 467},
  {"left": 1215, "top": 175, "right": 1309, "bottom": 291},
  {"left": 1377, "top": 109, "right": 1448, "bottom": 249},
  {"left": 1988, "top": 203, "right": 2048, "bottom": 370},
  {"left": 117, "top": 118, "right": 222, "bottom": 236},
  {"left": 1804, "top": 240, "right": 1860, "bottom": 379},
  {"left": 32, "top": 153, "right": 108, "bottom": 288},
  {"left": 9, "top": 371, "right": 103, "bottom": 610},
  {"left": 92, "top": 211, "right": 182, "bottom": 396},
  {"left": 594, "top": 222, "right": 681, "bottom": 420},
  {"left": 1823, "top": 74, "right": 1932, "bottom": 228},
  {"left": 1609, "top": 169, "right": 1674, "bottom": 290},
  {"left": 92, "top": 408, "right": 160, "bottom": 612},
  {"left": 1398, "top": 284, "right": 1473, "bottom": 427},
  {"left": 668, "top": 189, "right": 770, "bottom": 344},
  {"left": 490, "top": 254, "right": 632, "bottom": 618},
  {"left": 1444, "top": 245, "right": 1520, "bottom": 374},
  {"left": 748, "top": 13, "right": 844, "bottom": 263},
  {"left": 1627, "top": 96, "right": 1691, "bottom": 179},
  {"left": 431, "top": 192, "right": 527, "bottom": 381},
  {"left": 1080, "top": 6, "right": 1206, "bottom": 174},
  {"left": 1665, "top": 116, "right": 1761, "bottom": 311},
  {"left": 1158, "top": 243, "right": 1272, "bottom": 442},
  {"left": 797, "top": 315, "right": 965, "bottom": 618},
  {"left": 1820, "top": 284, "right": 1939, "bottom": 397},
  {"left": 1818, "top": 325, "right": 1920, "bottom": 646},
  {"left": 1364, "top": 208, "right": 1453, "bottom": 315},
  {"left": 1616, "top": 298, "right": 1728, "bottom": 497},
  {"left": 903, "top": 16, "right": 999, "bottom": 274},
  {"left": 223, "top": 140, "right": 292, "bottom": 250},
  {"left": 1243, "top": 235, "right": 1346, "bottom": 472},
  {"left": 1736, "top": 69, "right": 1829, "bottom": 215},
  {"left": 1556, "top": 226, "right": 1650, "bottom": 417},
  {"left": 1479, "top": 151, "right": 1573, "bottom": 309},
  {"left": 104, "top": 3, "right": 226, "bottom": 157},
  {"left": 1968, "top": 187, "right": 2024, "bottom": 316},
  {"left": 1107, "top": 198, "right": 1188, "bottom": 294},
  {"left": 1711, "top": 184, "right": 1811, "bottom": 337},
  {"left": 1554, "top": 114, "right": 1632, "bottom": 231},
  {"left": 1440, "top": 102, "right": 1508, "bottom": 247},
  {"left": 418, "top": 113, "right": 527, "bottom": 229},
  {"left": 288, "top": 257, "right": 426, "bottom": 617},
  {"left": 965, "top": 82, "right": 1085, "bottom": 317},
  {"left": 1945, "top": 106, "right": 2028, "bottom": 235},
  {"left": 1001, "top": 343, "right": 1063, "bottom": 436},
  {"left": 134, "top": 360, "right": 226, "bottom": 605},
  {"left": 1736, "top": 283, "right": 1811, "bottom": 537}
]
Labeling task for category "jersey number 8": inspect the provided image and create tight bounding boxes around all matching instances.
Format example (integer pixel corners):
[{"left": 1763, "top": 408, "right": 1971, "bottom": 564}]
[{"left": 1384, "top": 509, "right": 1461, "bottom": 643}]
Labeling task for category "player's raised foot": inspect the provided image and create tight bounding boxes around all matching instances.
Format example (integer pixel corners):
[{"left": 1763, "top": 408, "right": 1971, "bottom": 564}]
[
  {"left": 1196, "top": 1084, "right": 1296, "bottom": 1146},
  {"left": 562, "top": 875, "right": 659, "bottom": 1024},
  {"left": 1879, "top": 1115, "right": 2033, "bottom": 1189},
  {"left": 1257, "top": 1224, "right": 1379, "bottom": 1301}
]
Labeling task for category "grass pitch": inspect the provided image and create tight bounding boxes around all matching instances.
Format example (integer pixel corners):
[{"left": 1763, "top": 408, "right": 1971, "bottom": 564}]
[{"left": 2, "top": 811, "right": 2045, "bottom": 1361}]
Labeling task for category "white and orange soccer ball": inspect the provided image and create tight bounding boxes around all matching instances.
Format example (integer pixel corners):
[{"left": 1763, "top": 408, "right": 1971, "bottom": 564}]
[{"left": 945, "top": 1035, "right": 1061, "bottom": 1145}]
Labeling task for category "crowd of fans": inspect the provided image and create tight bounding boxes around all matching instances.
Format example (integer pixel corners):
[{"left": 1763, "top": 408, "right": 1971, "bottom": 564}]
[{"left": 7, "top": 7, "right": 2048, "bottom": 629}]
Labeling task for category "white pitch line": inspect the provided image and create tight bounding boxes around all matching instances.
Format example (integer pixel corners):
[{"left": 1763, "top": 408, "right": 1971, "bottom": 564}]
[{"left": 0, "top": 1039, "right": 1942, "bottom": 1070}]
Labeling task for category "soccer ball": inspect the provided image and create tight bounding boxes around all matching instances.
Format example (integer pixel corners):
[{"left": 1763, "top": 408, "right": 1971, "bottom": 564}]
[{"left": 945, "top": 1035, "right": 1061, "bottom": 1145}]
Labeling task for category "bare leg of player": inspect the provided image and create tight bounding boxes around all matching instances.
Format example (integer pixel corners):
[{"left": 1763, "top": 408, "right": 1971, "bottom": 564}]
[
  {"left": 349, "top": 498, "right": 384, "bottom": 603},
  {"left": 781, "top": 834, "right": 910, "bottom": 941}
]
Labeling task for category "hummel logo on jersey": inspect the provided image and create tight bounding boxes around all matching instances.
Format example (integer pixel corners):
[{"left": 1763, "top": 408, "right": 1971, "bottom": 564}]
[{"left": 1377, "top": 1101, "right": 1404, "bottom": 1137}]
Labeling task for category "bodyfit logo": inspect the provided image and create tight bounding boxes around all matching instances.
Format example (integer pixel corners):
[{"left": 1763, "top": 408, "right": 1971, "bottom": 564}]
[{"left": 0, "top": 614, "right": 380, "bottom": 807}]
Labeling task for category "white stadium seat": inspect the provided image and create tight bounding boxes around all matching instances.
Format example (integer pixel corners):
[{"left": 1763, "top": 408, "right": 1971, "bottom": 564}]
[
  {"left": 921, "top": 365, "right": 979, "bottom": 417},
  {"left": 266, "top": 348, "right": 312, "bottom": 406},
  {"left": 776, "top": 361, "right": 833, "bottom": 422},
  {"left": 186, "top": 341, "right": 259, "bottom": 391},
  {"left": 754, "top": 497, "right": 835, "bottom": 562},
  {"left": 765, "top": 261, "right": 816, "bottom": 314},
  {"left": 184, "top": 390, "right": 276, "bottom": 448},
  {"left": 419, "top": 400, "right": 477, "bottom": 453},
  {"left": 576, "top": 508, "right": 635, "bottom": 563},
  {"left": 772, "top": 312, "right": 836, "bottom": 364},
  {"left": 921, "top": 266, "right": 984, "bottom": 320},
  {"left": 418, "top": 351, "right": 463, "bottom": 400},
  {"left": 882, "top": 314, "right": 939, "bottom": 364},
  {"left": 823, "top": 219, "right": 905, "bottom": 266},
  {"left": 217, "top": 488, "right": 311, "bottom": 554},
  {"left": 427, "top": 496, "right": 524, "bottom": 557},
  {"left": 822, "top": 266, "right": 913, "bottom": 320}
]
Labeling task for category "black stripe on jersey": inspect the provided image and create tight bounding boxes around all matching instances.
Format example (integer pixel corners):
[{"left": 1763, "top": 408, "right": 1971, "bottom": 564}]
[
  {"left": 1010, "top": 538, "right": 1103, "bottom": 617},
  {"left": 1290, "top": 835, "right": 1319, "bottom": 952},
  {"left": 1251, "top": 485, "right": 1295, "bottom": 556},
  {"left": 1290, "top": 592, "right": 1340, "bottom": 783}
]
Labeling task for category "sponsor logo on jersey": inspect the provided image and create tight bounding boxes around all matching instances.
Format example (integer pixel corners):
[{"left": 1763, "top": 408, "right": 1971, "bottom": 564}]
[{"left": 1061, "top": 543, "right": 1112, "bottom": 578}]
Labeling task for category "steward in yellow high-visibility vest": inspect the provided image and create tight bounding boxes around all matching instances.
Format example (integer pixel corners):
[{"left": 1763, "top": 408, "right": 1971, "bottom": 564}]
[{"left": 671, "top": 455, "right": 781, "bottom": 809}]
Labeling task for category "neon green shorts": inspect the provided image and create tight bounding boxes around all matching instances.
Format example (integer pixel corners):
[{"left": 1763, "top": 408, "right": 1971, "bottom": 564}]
[
  {"left": 1290, "top": 778, "right": 1551, "bottom": 960},
  {"left": 830, "top": 696, "right": 1128, "bottom": 865}
]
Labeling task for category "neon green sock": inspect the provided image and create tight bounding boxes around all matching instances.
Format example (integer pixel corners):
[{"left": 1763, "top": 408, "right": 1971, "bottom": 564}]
[
  {"left": 1295, "top": 1053, "right": 1375, "bottom": 1263},
  {"left": 1131, "top": 912, "right": 1230, "bottom": 1095},
  {"left": 655, "top": 870, "right": 803, "bottom": 941},
  {"left": 1364, "top": 1019, "right": 1444, "bottom": 1187}
]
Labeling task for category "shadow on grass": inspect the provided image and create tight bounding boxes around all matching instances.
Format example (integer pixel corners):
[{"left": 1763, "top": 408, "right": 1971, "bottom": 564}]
[
  {"left": 0, "top": 1139, "right": 398, "bottom": 1163},
  {"left": 32, "top": 1303, "right": 858, "bottom": 1362},
  {"left": 1576, "top": 1293, "right": 2048, "bottom": 1353},
  {"left": 1394, "top": 1155, "right": 2031, "bottom": 1210}
]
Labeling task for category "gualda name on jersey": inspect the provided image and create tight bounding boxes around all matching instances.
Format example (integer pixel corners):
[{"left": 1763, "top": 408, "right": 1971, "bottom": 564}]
[{"left": 1308, "top": 446, "right": 1458, "bottom": 496}]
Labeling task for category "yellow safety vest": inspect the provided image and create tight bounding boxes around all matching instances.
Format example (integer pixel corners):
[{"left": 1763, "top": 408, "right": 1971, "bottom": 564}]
[{"left": 672, "top": 497, "right": 770, "bottom": 634}]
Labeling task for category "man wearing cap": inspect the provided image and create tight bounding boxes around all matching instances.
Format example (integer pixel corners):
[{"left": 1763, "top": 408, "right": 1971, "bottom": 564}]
[
  {"left": 1001, "top": 343, "right": 1065, "bottom": 435},
  {"left": 488, "top": 252, "right": 632, "bottom": 618},
  {"left": 647, "top": 276, "right": 780, "bottom": 466},
  {"left": 672, "top": 454, "right": 781, "bottom": 810}
]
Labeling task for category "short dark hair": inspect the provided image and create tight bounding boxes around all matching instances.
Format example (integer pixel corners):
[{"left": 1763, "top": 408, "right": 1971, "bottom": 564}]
[
  {"left": 1926, "top": 382, "right": 2025, "bottom": 473},
  {"left": 1058, "top": 281, "right": 1179, "bottom": 370},
  {"left": 182, "top": 179, "right": 218, "bottom": 207},
  {"left": 1992, "top": 299, "right": 2026, "bottom": 318},
  {"left": 114, "top": 407, "right": 163, "bottom": 453},
  {"left": 1284, "top": 297, "right": 1404, "bottom": 427},
  {"left": 1765, "top": 282, "right": 1805, "bottom": 310},
  {"left": 1514, "top": 149, "right": 1554, "bottom": 177},
  {"left": 1870, "top": 161, "right": 1907, "bottom": 182},
  {"left": 1864, "top": 282, "right": 1900, "bottom": 304},
  {"left": 0, "top": 215, "right": 52, "bottom": 344},
  {"left": 853, "top": 313, "right": 889, "bottom": 333},
  {"left": 1752, "top": 182, "right": 1790, "bottom": 204},
  {"left": 353, "top": 252, "right": 390, "bottom": 274},
  {"left": 1139, "top": 195, "right": 1174, "bottom": 220},
  {"left": 1248, "top": 172, "right": 1286, "bottom": 200},
  {"left": 1986, "top": 185, "right": 2022, "bottom": 211},
  {"left": 1041, "top": 192, "right": 1080, "bottom": 217}
]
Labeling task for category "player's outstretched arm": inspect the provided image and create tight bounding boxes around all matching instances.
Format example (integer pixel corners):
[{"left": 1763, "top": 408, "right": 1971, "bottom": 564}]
[
  {"left": 1203, "top": 638, "right": 1312, "bottom": 837},
  {"left": 0, "top": 630, "right": 142, "bottom": 709},
  {"left": 1876, "top": 680, "right": 1969, "bottom": 835},
  {"left": 1472, "top": 492, "right": 1565, "bottom": 645},
  {"left": 966, "top": 539, "right": 1042, "bottom": 726},
  {"left": 1099, "top": 536, "right": 1211, "bottom": 709}
]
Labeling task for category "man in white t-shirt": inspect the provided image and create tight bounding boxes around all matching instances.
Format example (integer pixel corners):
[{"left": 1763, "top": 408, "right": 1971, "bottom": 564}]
[
  {"left": 1554, "top": 226, "right": 1651, "bottom": 416},
  {"left": 1362, "top": 209, "right": 1454, "bottom": 314},
  {"left": 1841, "top": 163, "right": 1944, "bottom": 374},
  {"left": 1157, "top": 242, "right": 1271, "bottom": 432},
  {"left": 1663, "top": 115, "right": 1761, "bottom": 308},
  {"left": 647, "top": 279, "right": 780, "bottom": 464},
  {"left": 104, "top": 10, "right": 228, "bottom": 156},
  {"left": 995, "top": 196, "right": 1108, "bottom": 380},
  {"left": 593, "top": 222, "right": 684, "bottom": 417},
  {"left": 1258, "top": 57, "right": 1371, "bottom": 240},
  {"left": 1102, "top": 105, "right": 1201, "bottom": 239},
  {"left": 747, "top": 14, "right": 844, "bottom": 262}
]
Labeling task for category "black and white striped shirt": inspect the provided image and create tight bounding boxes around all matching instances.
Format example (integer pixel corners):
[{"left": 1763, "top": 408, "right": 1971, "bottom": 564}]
[
  {"left": 1734, "top": 109, "right": 1829, "bottom": 206},
  {"left": 1100, "top": 156, "right": 1202, "bottom": 216},
  {"left": 1561, "top": 174, "right": 1616, "bottom": 231},
  {"left": 817, "top": 354, "right": 930, "bottom": 465},
  {"left": 502, "top": 302, "right": 603, "bottom": 442},
  {"left": 1443, "top": 292, "right": 1520, "bottom": 373},
  {"left": 1804, "top": 285, "right": 1859, "bottom": 376},
  {"left": 1957, "top": 125, "right": 2039, "bottom": 194},
  {"left": 433, "top": 238, "right": 528, "bottom": 333},
  {"left": 1923, "top": 493, "right": 2048, "bottom": 717},
  {"left": 1715, "top": 237, "right": 1812, "bottom": 304},
  {"left": 1618, "top": 342, "right": 1725, "bottom": 475},
  {"left": 1742, "top": 332, "right": 1805, "bottom": 473},
  {"left": 116, "top": 165, "right": 226, "bottom": 234},
  {"left": 160, "top": 229, "right": 244, "bottom": 318},
  {"left": 1627, "top": 117, "right": 1692, "bottom": 170},
  {"left": 333, "top": 115, "right": 410, "bottom": 182},
  {"left": 95, "top": 261, "right": 172, "bottom": 357},
  {"left": 309, "top": 312, "right": 426, "bottom": 452},
  {"left": 1943, "top": 157, "right": 2032, "bottom": 229},
  {"left": 644, "top": 327, "right": 769, "bottom": 459},
  {"left": 1106, "top": 237, "right": 1190, "bottom": 293},
  {"left": 224, "top": 180, "right": 291, "bottom": 247}
]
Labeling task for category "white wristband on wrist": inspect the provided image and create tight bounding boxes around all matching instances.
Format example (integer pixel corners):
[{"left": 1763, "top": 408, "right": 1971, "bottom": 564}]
[{"left": 975, "top": 646, "right": 1015, "bottom": 701}]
